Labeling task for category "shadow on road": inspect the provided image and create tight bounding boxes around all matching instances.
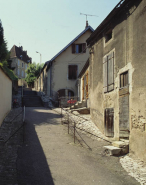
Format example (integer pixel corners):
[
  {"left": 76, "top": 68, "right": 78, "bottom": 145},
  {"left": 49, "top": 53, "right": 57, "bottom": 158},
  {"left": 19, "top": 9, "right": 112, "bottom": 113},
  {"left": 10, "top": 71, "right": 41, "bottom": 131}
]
[{"left": 17, "top": 108, "right": 58, "bottom": 185}]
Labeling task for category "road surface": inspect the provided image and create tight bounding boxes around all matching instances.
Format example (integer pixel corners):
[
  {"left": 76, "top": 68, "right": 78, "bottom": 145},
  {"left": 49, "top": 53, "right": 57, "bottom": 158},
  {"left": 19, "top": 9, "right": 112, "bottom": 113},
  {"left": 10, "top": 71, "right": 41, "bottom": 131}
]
[{"left": 17, "top": 107, "right": 139, "bottom": 185}]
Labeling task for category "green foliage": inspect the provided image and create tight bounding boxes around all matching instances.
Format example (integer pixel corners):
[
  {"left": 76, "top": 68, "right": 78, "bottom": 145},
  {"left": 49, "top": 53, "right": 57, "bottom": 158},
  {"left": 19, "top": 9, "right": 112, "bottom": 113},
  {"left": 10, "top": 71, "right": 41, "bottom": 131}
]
[
  {"left": 25, "top": 62, "right": 44, "bottom": 85},
  {"left": 0, "top": 60, "right": 18, "bottom": 80},
  {"left": 0, "top": 20, "right": 9, "bottom": 62},
  {"left": 0, "top": 19, "right": 16, "bottom": 80},
  {"left": 0, "top": 20, "right": 4, "bottom": 46}
]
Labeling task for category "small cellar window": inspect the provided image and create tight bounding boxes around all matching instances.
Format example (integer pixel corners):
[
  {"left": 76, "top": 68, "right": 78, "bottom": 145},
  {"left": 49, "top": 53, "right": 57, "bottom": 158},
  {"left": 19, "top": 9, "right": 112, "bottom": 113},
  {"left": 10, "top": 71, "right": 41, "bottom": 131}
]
[{"left": 120, "top": 71, "right": 128, "bottom": 88}]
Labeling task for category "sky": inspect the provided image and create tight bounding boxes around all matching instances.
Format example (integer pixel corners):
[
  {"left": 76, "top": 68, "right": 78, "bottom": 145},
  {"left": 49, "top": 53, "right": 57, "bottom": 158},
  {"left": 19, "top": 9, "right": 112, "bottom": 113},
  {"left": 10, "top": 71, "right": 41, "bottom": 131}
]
[{"left": 0, "top": 0, "right": 120, "bottom": 64}]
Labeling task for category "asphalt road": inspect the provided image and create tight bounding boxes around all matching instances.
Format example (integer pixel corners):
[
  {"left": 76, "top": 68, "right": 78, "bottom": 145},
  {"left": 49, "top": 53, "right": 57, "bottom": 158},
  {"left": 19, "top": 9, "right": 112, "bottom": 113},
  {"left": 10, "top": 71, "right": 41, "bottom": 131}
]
[{"left": 17, "top": 107, "right": 139, "bottom": 185}]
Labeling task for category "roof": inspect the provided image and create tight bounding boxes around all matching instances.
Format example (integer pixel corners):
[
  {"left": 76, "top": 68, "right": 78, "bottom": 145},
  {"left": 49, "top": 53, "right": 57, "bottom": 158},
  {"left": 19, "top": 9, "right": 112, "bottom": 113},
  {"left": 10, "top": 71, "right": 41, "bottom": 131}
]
[
  {"left": 87, "top": 0, "right": 131, "bottom": 46},
  {"left": 46, "top": 26, "right": 94, "bottom": 70},
  {"left": 10, "top": 45, "right": 32, "bottom": 64},
  {"left": 78, "top": 58, "right": 89, "bottom": 78}
]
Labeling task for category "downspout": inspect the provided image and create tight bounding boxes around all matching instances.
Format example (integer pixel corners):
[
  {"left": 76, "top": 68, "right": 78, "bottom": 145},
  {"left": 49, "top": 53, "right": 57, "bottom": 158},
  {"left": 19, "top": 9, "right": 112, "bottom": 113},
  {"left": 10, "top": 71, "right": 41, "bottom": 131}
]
[{"left": 50, "top": 62, "right": 52, "bottom": 96}]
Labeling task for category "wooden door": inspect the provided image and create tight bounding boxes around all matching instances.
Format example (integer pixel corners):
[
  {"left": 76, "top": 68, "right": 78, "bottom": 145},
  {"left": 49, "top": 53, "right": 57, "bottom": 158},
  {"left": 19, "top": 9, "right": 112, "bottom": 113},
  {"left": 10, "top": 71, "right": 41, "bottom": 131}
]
[
  {"left": 105, "top": 108, "right": 114, "bottom": 137},
  {"left": 119, "top": 90, "right": 129, "bottom": 137}
]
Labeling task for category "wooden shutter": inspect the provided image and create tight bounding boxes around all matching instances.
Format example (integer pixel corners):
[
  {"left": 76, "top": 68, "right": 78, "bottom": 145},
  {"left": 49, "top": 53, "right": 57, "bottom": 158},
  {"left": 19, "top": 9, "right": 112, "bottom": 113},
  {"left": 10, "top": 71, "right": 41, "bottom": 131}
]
[
  {"left": 82, "top": 77, "right": 84, "bottom": 100},
  {"left": 103, "top": 57, "right": 108, "bottom": 93},
  {"left": 107, "top": 52, "right": 114, "bottom": 91},
  {"left": 68, "top": 65, "right": 77, "bottom": 79},
  {"left": 72, "top": 44, "right": 75, "bottom": 53},
  {"left": 86, "top": 71, "right": 88, "bottom": 98},
  {"left": 83, "top": 43, "right": 86, "bottom": 53}
]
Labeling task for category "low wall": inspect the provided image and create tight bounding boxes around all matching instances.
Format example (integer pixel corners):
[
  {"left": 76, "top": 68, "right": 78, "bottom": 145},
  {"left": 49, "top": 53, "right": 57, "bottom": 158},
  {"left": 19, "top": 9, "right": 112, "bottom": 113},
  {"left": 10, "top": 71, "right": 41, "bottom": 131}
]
[{"left": 0, "top": 68, "right": 12, "bottom": 126}]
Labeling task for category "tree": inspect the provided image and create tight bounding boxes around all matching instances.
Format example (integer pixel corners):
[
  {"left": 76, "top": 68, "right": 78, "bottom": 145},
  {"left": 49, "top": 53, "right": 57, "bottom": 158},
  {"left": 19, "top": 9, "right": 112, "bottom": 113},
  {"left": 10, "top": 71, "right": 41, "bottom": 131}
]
[
  {"left": 0, "top": 20, "right": 9, "bottom": 62},
  {"left": 25, "top": 62, "right": 44, "bottom": 86}
]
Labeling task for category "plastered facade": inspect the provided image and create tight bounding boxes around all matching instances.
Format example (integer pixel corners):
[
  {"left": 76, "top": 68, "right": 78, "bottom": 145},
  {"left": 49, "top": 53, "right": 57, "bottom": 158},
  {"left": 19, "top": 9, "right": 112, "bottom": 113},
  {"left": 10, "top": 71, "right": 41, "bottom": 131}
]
[
  {"left": 47, "top": 29, "right": 93, "bottom": 98},
  {"left": 88, "top": 0, "right": 146, "bottom": 161},
  {"left": 0, "top": 68, "right": 12, "bottom": 126},
  {"left": 11, "top": 58, "right": 28, "bottom": 78}
]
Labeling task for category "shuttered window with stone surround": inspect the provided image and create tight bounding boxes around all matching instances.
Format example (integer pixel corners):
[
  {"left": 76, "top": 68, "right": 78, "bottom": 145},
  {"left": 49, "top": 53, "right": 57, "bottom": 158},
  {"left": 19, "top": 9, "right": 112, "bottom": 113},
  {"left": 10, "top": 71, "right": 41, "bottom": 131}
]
[
  {"left": 72, "top": 43, "right": 86, "bottom": 54},
  {"left": 68, "top": 65, "right": 78, "bottom": 80},
  {"left": 103, "top": 51, "right": 114, "bottom": 93}
]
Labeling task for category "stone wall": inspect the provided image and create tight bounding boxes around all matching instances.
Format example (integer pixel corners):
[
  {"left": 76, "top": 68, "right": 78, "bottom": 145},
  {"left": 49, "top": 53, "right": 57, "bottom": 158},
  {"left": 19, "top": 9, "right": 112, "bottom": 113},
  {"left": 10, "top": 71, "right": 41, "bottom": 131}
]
[{"left": 88, "top": 0, "right": 146, "bottom": 161}]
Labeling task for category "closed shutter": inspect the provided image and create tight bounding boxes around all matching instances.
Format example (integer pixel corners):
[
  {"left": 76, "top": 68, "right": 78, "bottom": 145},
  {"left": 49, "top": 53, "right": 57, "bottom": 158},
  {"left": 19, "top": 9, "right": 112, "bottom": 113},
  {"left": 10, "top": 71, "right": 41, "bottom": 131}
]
[
  {"left": 103, "top": 57, "right": 108, "bottom": 93},
  {"left": 83, "top": 43, "right": 86, "bottom": 53},
  {"left": 107, "top": 52, "right": 114, "bottom": 91},
  {"left": 86, "top": 71, "right": 88, "bottom": 98},
  {"left": 68, "top": 65, "right": 77, "bottom": 79},
  {"left": 72, "top": 44, "right": 75, "bottom": 53},
  {"left": 82, "top": 77, "right": 84, "bottom": 100}
]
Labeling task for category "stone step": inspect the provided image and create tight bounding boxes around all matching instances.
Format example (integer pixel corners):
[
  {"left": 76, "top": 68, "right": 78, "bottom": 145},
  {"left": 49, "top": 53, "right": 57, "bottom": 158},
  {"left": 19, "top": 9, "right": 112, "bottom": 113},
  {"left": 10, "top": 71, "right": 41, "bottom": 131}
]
[
  {"left": 112, "top": 140, "right": 129, "bottom": 155},
  {"left": 103, "top": 146, "right": 121, "bottom": 156}
]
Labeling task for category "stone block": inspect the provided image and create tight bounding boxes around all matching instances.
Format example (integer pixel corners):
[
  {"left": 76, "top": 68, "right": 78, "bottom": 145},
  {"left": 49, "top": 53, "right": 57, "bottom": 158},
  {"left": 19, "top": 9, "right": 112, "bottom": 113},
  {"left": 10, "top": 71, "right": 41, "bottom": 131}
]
[
  {"left": 103, "top": 146, "right": 121, "bottom": 156},
  {"left": 112, "top": 141, "right": 126, "bottom": 148}
]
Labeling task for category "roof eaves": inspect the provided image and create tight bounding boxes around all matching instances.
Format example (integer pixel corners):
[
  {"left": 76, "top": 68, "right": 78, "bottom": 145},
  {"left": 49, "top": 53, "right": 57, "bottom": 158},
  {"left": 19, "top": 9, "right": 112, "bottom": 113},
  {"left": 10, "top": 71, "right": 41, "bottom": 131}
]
[
  {"left": 78, "top": 58, "right": 89, "bottom": 78},
  {"left": 87, "top": 0, "right": 129, "bottom": 45},
  {"left": 47, "top": 26, "right": 94, "bottom": 63},
  {"left": 0, "top": 66, "right": 12, "bottom": 81}
]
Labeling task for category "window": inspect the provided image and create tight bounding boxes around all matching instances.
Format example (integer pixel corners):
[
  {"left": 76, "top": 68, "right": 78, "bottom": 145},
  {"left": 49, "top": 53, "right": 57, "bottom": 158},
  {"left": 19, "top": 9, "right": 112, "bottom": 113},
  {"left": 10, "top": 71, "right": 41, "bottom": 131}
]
[
  {"left": 68, "top": 65, "right": 77, "bottom": 80},
  {"left": 18, "top": 60, "right": 20, "bottom": 66},
  {"left": 18, "top": 69, "right": 20, "bottom": 75},
  {"left": 22, "top": 63, "right": 23, "bottom": 68},
  {"left": 72, "top": 43, "right": 86, "bottom": 54},
  {"left": 120, "top": 71, "right": 128, "bottom": 88},
  {"left": 105, "top": 30, "right": 112, "bottom": 43},
  {"left": 25, "top": 64, "right": 27, "bottom": 70},
  {"left": 103, "top": 51, "right": 114, "bottom": 92}
]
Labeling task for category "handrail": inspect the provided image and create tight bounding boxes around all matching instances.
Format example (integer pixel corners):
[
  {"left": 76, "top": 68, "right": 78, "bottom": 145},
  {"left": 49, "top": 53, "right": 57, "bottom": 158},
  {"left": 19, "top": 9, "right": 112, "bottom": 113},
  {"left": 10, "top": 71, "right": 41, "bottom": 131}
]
[
  {"left": 61, "top": 107, "right": 112, "bottom": 144},
  {"left": 61, "top": 107, "right": 92, "bottom": 149}
]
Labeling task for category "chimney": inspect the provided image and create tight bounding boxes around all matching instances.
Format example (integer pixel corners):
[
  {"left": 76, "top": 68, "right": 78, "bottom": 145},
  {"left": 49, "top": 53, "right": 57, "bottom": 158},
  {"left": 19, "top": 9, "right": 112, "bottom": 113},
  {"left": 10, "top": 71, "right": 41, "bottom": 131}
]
[
  {"left": 19, "top": 46, "right": 23, "bottom": 51},
  {"left": 85, "top": 20, "right": 89, "bottom": 29}
]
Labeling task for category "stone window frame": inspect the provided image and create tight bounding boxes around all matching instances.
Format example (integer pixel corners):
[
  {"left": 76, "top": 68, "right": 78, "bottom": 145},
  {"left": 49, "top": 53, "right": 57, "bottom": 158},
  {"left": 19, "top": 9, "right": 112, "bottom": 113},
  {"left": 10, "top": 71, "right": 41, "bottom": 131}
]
[{"left": 104, "top": 29, "right": 114, "bottom": 47}]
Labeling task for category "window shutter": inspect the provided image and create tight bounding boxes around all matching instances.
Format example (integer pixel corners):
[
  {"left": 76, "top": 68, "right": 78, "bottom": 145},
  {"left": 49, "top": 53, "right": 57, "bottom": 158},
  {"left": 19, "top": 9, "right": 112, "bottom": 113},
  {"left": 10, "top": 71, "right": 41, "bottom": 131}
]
[
  {"left": 103, "top": 57, "right": 108, "bottom": 93},
  {"left": 72, "top": 44, "right": 75, "bottom": 53},
  {"left": 107, "top": 52, "right": 114, "bottom": 91},
  {"left": 83, "top": 43, "right": 86, "bottom": 53}
]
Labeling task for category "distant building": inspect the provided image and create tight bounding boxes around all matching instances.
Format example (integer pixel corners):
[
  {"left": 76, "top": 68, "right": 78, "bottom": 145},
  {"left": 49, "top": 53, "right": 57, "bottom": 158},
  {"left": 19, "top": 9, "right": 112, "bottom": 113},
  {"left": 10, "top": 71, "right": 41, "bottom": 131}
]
[{"left": 10, "top": 45, "right": 32, "bottom": 79}]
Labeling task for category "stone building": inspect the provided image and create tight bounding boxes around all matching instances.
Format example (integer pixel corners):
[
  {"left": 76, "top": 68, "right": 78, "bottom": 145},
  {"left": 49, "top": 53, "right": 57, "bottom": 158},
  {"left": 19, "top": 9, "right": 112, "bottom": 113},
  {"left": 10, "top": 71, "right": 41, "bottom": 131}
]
[
  {"left": 10, "top": 45, "right": 32, "bottom": 79},
  {"left": 87, "top": 0, "right": 146, "bottom": 161}
]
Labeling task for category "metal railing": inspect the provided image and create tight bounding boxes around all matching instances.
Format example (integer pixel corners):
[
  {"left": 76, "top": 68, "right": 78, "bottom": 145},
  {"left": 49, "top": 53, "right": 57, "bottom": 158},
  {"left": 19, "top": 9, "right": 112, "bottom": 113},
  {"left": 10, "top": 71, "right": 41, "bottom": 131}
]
[
  {"left": 61, "top": 107, "right": 92, "bottom": 150},
  {"left": 59, "top": 96, "right": 78, "bottom": 108},
  {"left": 61, "top": 107, "right": 112, "bottom": 144}
]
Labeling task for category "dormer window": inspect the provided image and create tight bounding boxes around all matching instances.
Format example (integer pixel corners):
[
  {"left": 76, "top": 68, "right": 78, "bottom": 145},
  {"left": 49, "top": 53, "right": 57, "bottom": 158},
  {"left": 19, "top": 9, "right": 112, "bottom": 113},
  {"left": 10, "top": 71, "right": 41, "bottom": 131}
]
[
  {"left": 105, "top": 30, "right": 113, "bottom": 43},
  {"left": 72, "top": 43, "right": 86, "bottom": 54}
]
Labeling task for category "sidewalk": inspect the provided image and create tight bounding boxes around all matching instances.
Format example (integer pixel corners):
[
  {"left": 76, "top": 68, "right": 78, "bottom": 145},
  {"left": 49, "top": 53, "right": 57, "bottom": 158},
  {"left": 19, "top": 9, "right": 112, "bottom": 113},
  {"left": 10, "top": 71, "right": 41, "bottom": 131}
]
[
  {"left": 53, "top": 107, "right": 146, "bottom": 185},
  {"left": 0, "top": 108, "right": 24, "bottom": 185}
]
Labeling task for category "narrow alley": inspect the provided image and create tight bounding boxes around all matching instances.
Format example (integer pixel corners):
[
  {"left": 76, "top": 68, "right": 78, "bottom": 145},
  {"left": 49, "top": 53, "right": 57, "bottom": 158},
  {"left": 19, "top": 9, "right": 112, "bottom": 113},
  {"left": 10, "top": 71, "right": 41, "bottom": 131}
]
[{"left": 17, "top": 107, "right": 139, "bottom": 185}]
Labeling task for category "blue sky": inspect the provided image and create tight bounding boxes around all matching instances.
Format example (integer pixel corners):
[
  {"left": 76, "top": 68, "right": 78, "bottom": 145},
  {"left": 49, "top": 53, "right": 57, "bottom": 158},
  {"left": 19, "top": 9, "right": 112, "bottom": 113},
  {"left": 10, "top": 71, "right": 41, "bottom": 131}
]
[{"left": 0, "top": 0, "right": 120, "bottom": 64}]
